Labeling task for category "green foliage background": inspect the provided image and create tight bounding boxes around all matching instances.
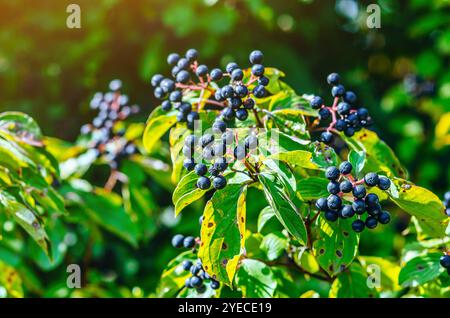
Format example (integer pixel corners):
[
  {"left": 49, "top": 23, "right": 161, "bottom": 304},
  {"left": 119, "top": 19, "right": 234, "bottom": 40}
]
[{"left": 0, "top": 0, "right": 449, "bottom": 297}]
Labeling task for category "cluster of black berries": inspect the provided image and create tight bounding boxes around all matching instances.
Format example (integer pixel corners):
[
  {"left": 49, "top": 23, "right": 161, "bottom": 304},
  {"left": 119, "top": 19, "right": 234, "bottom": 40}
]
[
  {"left": 182, "top": 130, "right": 258, "bottom": 190},
  {"left": 182, "top": 259, "right": 221, "bottom": 292},
  {"left": 315, "top": 161, "right": 392, "bottom": 232},
  {"left": 80, "top": 80, "right": 140, "bottom": 169},
  {"left": 403, "top": 74, "right": 436, "bottom": 98},
  {"left": 310, "top": 73, "right": 373, "bottom": 144},
  {"left": 439, "top": 253, "right": 450, "bottom": 275},
  {"left": 150, "top": 49, "right": 269, "bottom": 131},
  {"left": 442, "top": 191, "right": 450, "bottom": 217}
]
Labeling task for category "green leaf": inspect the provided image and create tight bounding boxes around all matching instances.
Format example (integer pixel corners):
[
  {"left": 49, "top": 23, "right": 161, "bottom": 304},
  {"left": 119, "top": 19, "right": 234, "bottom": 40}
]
[
  {"left": 343, "top": 129, "right": 407, "bottom": 179},
  {"left": 143, "top": 106, "right": 177, "bottom": 153},
  {"left": 257, "top": 206, "right": 281, "bottom": 234},
  {"left": 389, "top": 178, "right": 448, "bottom": 238},
  {"left": 198, "top": 184, "right": 247, "bottom": 285},
  {"left": 270, "top": 150, "right": 319, "bottom": 170},
  {"left": 172, "top": 171, "right": 206, "bottom": 216},
  {"left": 258, "top": 172, "right": 307, "bottom": 244},
  {"left": 348, "top": 150, "right": 365, "bottom": 177},
  {"left": 0, "top": 191, "right": 50, "bottom": 256},
  {"left": 296, "top": 177, "right": 329, "bottom": 200},
  {"left": 235, "top": 259, "right": 277, "bottom": 298},
  {"left": 265, "top": 108, "right": 310, "bottom": 139},
  {"left": 329, "top": 264, "right": 378, "bottom": 298},
  {"left": 156, "top": 251, "right": 195, "bottom": 297},
  {"left": 0, "top": 111, "right": 42, "bottom": 145},
  {"left": 260, "top": 232, "right": 288, "bottom": 261},
  {"left": 169, "top": 124, "right": 191, "bottom": 183},
  {"left": 313, "top": 215, "right": 359, "bottom": 276},
  {"left": 398, "top": 253, "right": 445, "bottom": 287}
]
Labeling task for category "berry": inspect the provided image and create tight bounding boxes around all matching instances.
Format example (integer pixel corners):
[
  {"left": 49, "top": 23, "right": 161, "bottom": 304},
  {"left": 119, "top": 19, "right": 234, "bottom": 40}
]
[
  {"left": 310, "top": 96, "right": 324, "bottom": 109},
  {"left": 190, "top": 276, "right": 203, "bottom": 288},
  {"left": 210, "top": 280, "right": 221, "bottom": 290},
  {"left": 161, "top": 78, "right": 175, "bottom": 93},
  {"left": 213, "top": 176, "right": 227, "bottom": 190},
  {"left": 109, "top": 79, "right": 122, "bottom": 91},
  {"left": 229, "top": 97, "right": 242, "bottom": 109},
  {"left": 161, "top": 100, "right": 172, "bottom": 112},
  {"left": 221, "top": 85, "right": 235, "bottom": 99},
  {"left": 365, "top": 216, "right": 378, "bottom": 229},
  {"left": 235, "top": 85, "right": 248, "bottom": 97},
  {"left": 169, "top": 90, "right": 182, "bottom": 102},
  {"left": 352, "top": 219, "right": 365, "bottom": 232},
  {"left": 352, "top": 199, "right": 366, "bottom": 214},
  {"left": 183, "top": 236, "right": 196, "bottom": 248},
  {"left": 151, "top": 74, "right": 164, "bottom": 87},
  {"left": 209, "top": 167, "right": 219, "bottom": 177},
  {"left": 171, "top": 234, "right": 184, "bottom": 248},
  {"left": 212, "top": 120, "right": 227, "bottom": 134},
  {"left": 320, "top": 131, "right": 333, "bottom": 144},
  {"left": 253, "top": 85, "right": 266, "bottom": 98},
  {"left": 439, "top": 255, "right": 450, "bottom": 268},
  {"left": 197, "top": 176, "right": 211, "bottom": 190},
  {"left": 339, "top": 180, "right": 353, "bottom": 193},
  {"left": 231, "top": 68, "right": 244, "bottom": 81},
  {"left": 244, "top": 98, "right": 255, "bottom": 109},
  {"left": 226, "top": 62, "right": 239, "bottom": 74},
  {"left": 249, "top": 50, "right": 264, "bottom": 64},
  {"left": 177, "top": 58, "right": 189, "bottom": 70},
  {"left": 234, "top": 145, "right": 246, "bottom": 160},
  {"left": 251, "top": 64, "right": 265, "bottom": 77},
  {"left": 343, "top": 91, "right": 357, "bottom": 104},
  {"left": 337, "top": 102, "right": 351, "bottom": 116},
  {"left": 200, "top": 134, "right": 214, "bottom": 148},
  {"left": 316, "top": 197, "right": 328, "bottom": 211},
  {"left": 236, "top": 109, "right": 249, "bottom": 121},
  {"left": 245, "top": 135, "right": 258, "bottom": 150},
  {"left": 186, "top": 48, "right": 198, "bottom": 61},
  {"left": 176, "top": 70, "right": 190, "bottom": 84},
  {"left": 210, "top": 68, "right": 223, "bottom": 81},
  {"left": 154, "top": 87, "right": 165, "bottom": 99},
  {"left": 341, "top": 205, "right": 355, "bottom": 218},
  {"left": 214, "top": 157, "right": 228, "bottom": 171},
  {"left": 325, "top": 210, "right": 339, "bottom": 222},
  {"left": 195, "top": 164, "right": 208, "bottom": 176},
  {"left": 364, "top": 172, "right": 379, "bottom": 187},
  {"left": 344, "top": 127, "right": 355, "bottom": 137},
  {"left": 202, "top": 147, "right": 215, "bottom": 160},
  {"left": 179, "top": 102, "right": 192, "bottom": 114},
  {"left": 377, "top": 211, "right": 391, "bottom": 224},
  {"left": 259, "top": 76, "right": 269, "bottom": 86},
  {"left": 222, "top": 131, "right": 234, "bottom": 144},
  {"left": 182, "top": 260, "right": 193, "bottom": 271},
  {"left": 187, "top": 111, "right": 200, "bottom": 125},
  {"left": 319, "top": 108, "right": 331, "bottom": 120},
  {"left": 357, "top": 108, "right": 369, "bottom": 120},
  {"left": 365, "top": 193, "right": 379, "bottom": 207},
  {"left": 327, "top": 73, "right": 340, "bottom": 86},
  {"left": 196, "top": 65, "right": 208, "bottom": 77},
  {"left": 167, "top": 53, "right": 180, "bottom": 66},
  {"left": 325, "top": 166, "right": 340, "bottom": 181},
  {"left": 185, "top": 135, "right": 198, "bottom": 147},
  {"left": 327, "top": 194, "right": 342, "bottom": 210},
  {"left": 335, "top": 119, "right": 347, "bottom": 131},
  {"left": 339, "top": 161, "right": 353, "bottom": 175},
  {"left": 183, "top": 159, "right": 196, "bottom": 171},
  {"left": 221, "top": 107, "right": 235, "bottom": 121},
  {"left": 331, "top": 85, "right": 345, "bottom": 97},
  {"left": 185, "top": 277, "right": 193, "bottom": 288},
  {"left": 327, "top": 181, "right": 340, "bottom": 195},
  {"left": 378, "top": 176, "right": 391, "bottom": 190},
  {"left": 352, "top": 185, "right": 366, "bottom": 199}
]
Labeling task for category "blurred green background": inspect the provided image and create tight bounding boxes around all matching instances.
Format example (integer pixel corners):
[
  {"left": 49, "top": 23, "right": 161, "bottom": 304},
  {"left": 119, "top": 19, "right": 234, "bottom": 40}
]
[{"left": 0, "top": 0, "right": 449, "bottom": 297}]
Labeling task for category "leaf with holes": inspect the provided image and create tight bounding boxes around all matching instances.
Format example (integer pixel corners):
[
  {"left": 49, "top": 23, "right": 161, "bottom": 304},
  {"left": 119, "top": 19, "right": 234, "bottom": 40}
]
[
  {"left": 313, "top": 215, "right": 359, "bottom": 277},
  {"left": 398, "top": 253, "right": 445, "bottom": 287},
  {"left": 389, "top": 178, "right": 448, "bottom": 238},
  {"left": 198, "top": 184, "right": 247, "bottom": 285},
  {"left": 235, "top": 259, "right": 277, "bottom": 298}
]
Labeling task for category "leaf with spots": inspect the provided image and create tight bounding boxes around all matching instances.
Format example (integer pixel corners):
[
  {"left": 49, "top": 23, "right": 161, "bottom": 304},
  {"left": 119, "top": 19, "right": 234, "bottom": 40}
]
[
  {"left": 235, "top": 259, "right": 277, "bottom": 298},
  {"left": 389, "top": 178, "right": 448, "bottom": 238},
  {"left": 342, "top": 129, "right": 407, "bottom": 179},
  {"left": 398, "top": 253, "right": 445, "bottom": 287},
  {"left": 313, "top": 215, "right": 359, "bottom": 277},
  {"left": 198, "top": 184, "right": 247, "bottom": 285},
  {"left": 258, "top": 172, "right": 307, "bottom": 244},
  {"left": 172, "top": 171, "right": 206, "bottom": 216},
  {"left": 329, "top": 263, "right": 378, "bottom": 298}
]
